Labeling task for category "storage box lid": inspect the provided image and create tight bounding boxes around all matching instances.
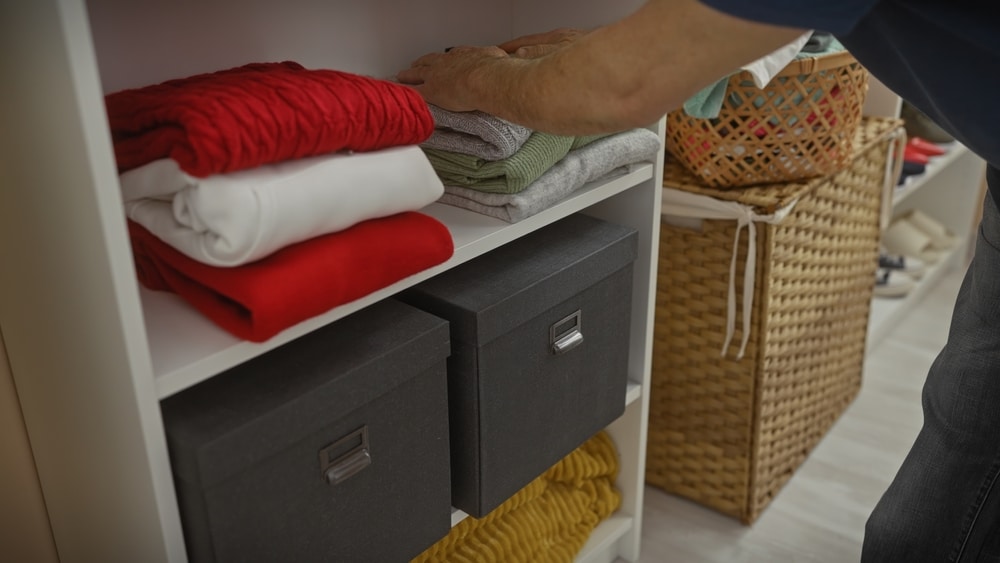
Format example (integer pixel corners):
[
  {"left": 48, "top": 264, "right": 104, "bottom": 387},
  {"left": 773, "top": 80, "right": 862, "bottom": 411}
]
[
  {"left": 161, "top": 299, "right": 450, "bottom": 488},
  {"left": 402, "top": 213, "right": 638, "bottom": 345}
]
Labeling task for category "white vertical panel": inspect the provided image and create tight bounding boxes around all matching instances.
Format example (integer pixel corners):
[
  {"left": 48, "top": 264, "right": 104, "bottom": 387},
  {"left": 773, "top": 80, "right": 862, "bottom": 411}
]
[
  {"left": 0, "top": 0, "right": 184, "bottom": 561},
  {"left": 582, "top": 119, "right": 665, "bottom": 562}
]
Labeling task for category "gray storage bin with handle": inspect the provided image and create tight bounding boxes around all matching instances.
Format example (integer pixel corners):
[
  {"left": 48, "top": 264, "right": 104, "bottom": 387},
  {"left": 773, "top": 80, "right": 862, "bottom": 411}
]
[
  {"left": 161, "top": 299, "right": 452, "bottom": 563},
  {"left": 400, "top": 212, "right": 637, "bottom": 517}
]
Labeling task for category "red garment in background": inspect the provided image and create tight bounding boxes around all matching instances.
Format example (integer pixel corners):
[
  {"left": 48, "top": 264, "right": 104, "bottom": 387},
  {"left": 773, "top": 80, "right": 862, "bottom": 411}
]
[
  {"left": 129, "top": 212, "right": 454, "bottom": 342},
  {"left": 106, "top": 61, "right": 433, "bottom": 177}
]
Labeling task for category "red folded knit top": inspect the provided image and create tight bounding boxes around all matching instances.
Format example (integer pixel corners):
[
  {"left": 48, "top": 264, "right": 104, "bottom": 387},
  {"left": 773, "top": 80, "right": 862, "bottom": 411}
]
[
  {"left": 106, "top": 61, "right": 434, "bottom": 177},
  {"left": 129, "top": 212, "right": 454, "bottom": 342}
]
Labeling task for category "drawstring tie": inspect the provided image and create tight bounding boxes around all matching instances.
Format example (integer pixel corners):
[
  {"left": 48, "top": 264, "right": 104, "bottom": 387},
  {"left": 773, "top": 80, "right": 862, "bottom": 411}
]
[{"left": 661, "top": 188, "right": 797, "bottom": 359}]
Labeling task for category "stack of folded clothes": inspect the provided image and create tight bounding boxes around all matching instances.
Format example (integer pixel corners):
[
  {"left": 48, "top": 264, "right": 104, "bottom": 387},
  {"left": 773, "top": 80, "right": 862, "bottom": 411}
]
[
  {"left": 422, "top": 105, "right": 661, "bottom": 223},
  {"left": 106, "top": 61, "right": 455, "bottom": 342}
]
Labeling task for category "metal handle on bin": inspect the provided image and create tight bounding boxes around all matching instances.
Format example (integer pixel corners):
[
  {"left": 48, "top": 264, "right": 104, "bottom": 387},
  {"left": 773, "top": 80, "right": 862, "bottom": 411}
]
[
  {"left": 319, "top": 425, "right": 371, "bottom": 486},
  {"left": 550, "top": 310, "right": 583, "bottom": 355}
]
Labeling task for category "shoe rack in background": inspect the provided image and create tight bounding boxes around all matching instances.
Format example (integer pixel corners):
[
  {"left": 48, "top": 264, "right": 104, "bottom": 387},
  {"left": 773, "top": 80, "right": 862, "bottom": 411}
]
[{"left": 862, "top": 75, "right": 988, "bottom": 349}]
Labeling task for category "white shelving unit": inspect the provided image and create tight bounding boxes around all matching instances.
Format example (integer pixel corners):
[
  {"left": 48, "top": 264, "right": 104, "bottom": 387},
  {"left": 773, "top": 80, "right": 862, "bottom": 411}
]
[
  {"left": 0, "top": 1, "right": 662, "bottom": 562},
  {"left": 863, "top": 79, "right": 987, "bottom": 350}
]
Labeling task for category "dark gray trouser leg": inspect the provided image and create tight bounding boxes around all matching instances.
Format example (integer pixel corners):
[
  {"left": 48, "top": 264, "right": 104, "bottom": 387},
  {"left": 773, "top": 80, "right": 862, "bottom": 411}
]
[{"left": 862, "top": 166, "right": 1000, "bottom": 563}]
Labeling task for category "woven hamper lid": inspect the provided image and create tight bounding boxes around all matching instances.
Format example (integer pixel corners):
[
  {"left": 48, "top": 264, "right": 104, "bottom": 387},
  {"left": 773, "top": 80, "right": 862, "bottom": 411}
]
[{"left": 663, "top": 116, "right": 905, "bottom": 214}]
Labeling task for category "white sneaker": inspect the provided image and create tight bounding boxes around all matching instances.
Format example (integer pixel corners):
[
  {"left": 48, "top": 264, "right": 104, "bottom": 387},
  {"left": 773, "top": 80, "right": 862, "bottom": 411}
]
[
  {"left": 873, "top": 267, "right": 916, "bottom": 298},
  {"left": 878, "top": 251, "right": 927, "bottom": 279}
]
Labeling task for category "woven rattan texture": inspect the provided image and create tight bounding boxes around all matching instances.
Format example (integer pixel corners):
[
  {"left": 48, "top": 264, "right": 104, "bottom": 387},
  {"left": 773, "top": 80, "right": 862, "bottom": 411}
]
[
  {"left": 647, "top": 117, "right": 902, "bottom": 524},
  {"left": 662, "top": 116, "right": 904, "bottom": 213},
  {"left": 666, "top": 51, "right": 869, "bottom": 189},
  {"left": 412, "top": 431, "right": 621, "bottom": 563}
]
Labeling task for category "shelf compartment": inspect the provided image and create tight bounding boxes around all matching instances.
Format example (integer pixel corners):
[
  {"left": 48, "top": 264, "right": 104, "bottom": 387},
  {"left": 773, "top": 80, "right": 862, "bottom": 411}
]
[
  {"left": 146, "top": 165, "right": 654, "bottom": 399},
  {"left": 893, "top": 142, "right": 970, "bottom": 208},
  {"left": 447, "top": 382, "right": 642, "bottom": 530}
]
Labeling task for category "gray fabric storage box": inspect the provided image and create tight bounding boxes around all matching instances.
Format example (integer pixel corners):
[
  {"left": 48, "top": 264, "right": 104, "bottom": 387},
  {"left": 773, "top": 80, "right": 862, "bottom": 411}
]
[
  {"left": 161, "top": 299, "right": 452, "bottom": 563},
  {"left": 399, "top": 213, "right": 637, "bottom": 517}
]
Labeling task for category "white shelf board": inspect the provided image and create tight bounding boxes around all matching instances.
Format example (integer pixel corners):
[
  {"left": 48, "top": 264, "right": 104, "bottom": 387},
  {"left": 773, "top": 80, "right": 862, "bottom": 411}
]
[
  {"left": 145, "top": 164, "right": 654, "bottom": 399},
  {"left": 893, "top": 142, "right": 969, "bottom": 208},
  {"left": 625, "top": 381, "right": 642, "bottom": 407},
  {"left": 447, "top": 512, "right": 633, "bottom": 561},
  {"left": 575, "top": 514, "right": 634, "bottom": 563},
  {"left": 450, "top": 508, "right": 469, "bottom": 528},
  {"left": 867, "top": 238, "right": 966, "bottom": 350}
]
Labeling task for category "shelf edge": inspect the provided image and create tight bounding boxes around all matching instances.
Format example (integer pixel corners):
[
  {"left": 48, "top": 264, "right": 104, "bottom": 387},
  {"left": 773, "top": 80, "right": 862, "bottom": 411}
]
[
  {"left": 575, "top": 514, "right": 634, "bottom": 563},
  {"left": 153, "top": 165, "right": 654, "bottom": 399}
]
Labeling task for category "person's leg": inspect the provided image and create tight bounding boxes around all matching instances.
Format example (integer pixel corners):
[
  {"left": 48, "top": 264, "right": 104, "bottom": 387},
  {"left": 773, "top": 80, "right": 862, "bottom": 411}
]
[{"left": 863, "top": 166, "right": 1000, "bottom": 563}]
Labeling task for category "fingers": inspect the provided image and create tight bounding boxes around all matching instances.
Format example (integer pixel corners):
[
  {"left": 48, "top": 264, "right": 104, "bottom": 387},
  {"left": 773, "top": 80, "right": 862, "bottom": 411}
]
[
  {"left": 407, "top": 45, "right": 486, "bottom": 70},
  {"left": 395, "top": 45, "right": 507, "bottom": 108},
  {"left": 512, "top": 44, "right": 560, "bottom": 59},
  {"left": 400, "top": 50, "right": 452, "bottom": 83},
  {"left": 409, "top": 51, "right": 443, "bottom": 68},
  {"left": 499, "top": 30, "right": 562, "bottom": 53},
  {"left": 404, "top": 83, "right": 425, "bottom": 97},
  {"left": 498, "top": 27, "right": 583, "bottom": 53},
  {"left": 395, "top": 67, "right": 424, "bottom": 84}
]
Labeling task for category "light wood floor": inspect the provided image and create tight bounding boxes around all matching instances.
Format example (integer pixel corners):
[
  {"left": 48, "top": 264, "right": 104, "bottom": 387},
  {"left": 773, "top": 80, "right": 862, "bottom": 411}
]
[{"left": 635, "top": 267, "right": 968, "bottom": 563}]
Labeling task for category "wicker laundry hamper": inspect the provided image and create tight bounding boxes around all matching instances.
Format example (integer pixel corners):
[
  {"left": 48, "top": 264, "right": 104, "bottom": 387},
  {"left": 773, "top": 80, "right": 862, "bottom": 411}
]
[
  {"left": 666, "top": 49, "right": 869, "bottom": 189},
  {"left": 412, "top": 431, "right": 621, "bottom": 563},
  {"left": 646, "top": 117, "right": 904, "bottom": 524}
]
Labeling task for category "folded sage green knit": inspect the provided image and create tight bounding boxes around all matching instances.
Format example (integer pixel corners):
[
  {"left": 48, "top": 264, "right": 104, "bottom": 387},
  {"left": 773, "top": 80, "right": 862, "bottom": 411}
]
[{"left": 422, "top": 132, "right": 609, "bottom": 194}]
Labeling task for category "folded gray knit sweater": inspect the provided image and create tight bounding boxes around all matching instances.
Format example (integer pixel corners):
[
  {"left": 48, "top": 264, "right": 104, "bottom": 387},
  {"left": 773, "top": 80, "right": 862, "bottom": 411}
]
[
  {"left": 421, "top": 104, "right": 533, "bottom": 161},
  {"left": 438, "top": 128, "right": 661, "bottom": 222}
]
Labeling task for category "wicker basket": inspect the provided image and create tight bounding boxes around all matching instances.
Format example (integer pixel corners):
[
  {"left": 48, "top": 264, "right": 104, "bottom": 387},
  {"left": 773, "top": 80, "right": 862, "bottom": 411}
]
[
  {"left": 646, "top": 117, "right": 903, "bottom": 524},
  {"left": 412, "top": 431, "right": 621, "bottom": 563},
  {"left": 666, "top": 50, "right": 869, "bottom": 189}
]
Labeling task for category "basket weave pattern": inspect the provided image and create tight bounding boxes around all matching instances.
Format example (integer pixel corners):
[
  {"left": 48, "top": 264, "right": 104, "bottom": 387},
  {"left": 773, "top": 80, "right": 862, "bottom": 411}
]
[
  {"left": 647, "top": 118, "right": 902, "bottom": 523},
  {"left": 666, "top": 52, "right": 869, "bottom": 189}
]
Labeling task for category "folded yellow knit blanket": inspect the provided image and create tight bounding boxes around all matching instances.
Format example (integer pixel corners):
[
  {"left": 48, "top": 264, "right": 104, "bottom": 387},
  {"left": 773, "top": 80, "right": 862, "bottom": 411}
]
[{"left": 412, "top": 431, "right": 621, "bottom": 563}]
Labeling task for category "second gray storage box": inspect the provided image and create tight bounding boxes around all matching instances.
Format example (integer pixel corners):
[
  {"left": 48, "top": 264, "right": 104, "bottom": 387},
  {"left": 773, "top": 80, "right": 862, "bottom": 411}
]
[{"left": 400, "top": 213, "right": 637, "bottom": 517}]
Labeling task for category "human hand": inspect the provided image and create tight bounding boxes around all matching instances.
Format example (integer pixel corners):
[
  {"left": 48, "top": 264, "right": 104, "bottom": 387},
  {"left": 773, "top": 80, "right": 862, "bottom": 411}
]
[
  {"left": 498, "top": 27, "right": 588, "bottom": 59},
  {"left": 396, "top": 45, "right": 509, "bottom": 112}
]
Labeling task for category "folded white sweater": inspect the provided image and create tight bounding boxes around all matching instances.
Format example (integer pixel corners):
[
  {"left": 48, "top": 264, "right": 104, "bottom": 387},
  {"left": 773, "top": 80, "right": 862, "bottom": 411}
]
[{"left": 119, "top": 146, "right": 444, "bottom": 266}]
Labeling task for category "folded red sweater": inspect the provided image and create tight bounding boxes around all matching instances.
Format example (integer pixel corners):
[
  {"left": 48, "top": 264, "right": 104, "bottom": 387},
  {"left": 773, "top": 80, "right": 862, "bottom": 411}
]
[
  {"left": 129, "top": 212, "right": 454, "bottom": 342},
  {"left": 106, "top": 61, "right": 434, "bottom": 177}
]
